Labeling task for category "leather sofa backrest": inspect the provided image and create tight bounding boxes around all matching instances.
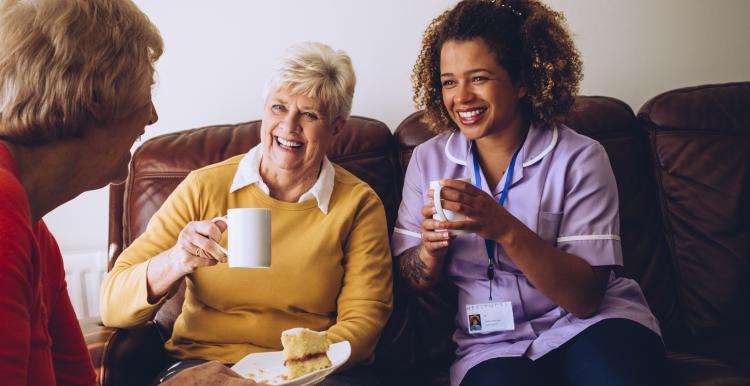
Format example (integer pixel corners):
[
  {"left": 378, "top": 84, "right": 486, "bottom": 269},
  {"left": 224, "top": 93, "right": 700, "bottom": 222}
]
[
  {"left": 638, "top": 82, "right": 750, "bottom": 339},
  {"left": 107, "top": 116, "right": 399, "bottom": 337}
]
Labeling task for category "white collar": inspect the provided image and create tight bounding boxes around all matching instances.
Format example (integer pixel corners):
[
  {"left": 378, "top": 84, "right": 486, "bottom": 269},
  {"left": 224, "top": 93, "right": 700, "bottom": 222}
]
[
  {"left": 443, "top": 122, "right": 559, "bottom": 168},
  {"left": 229, "top": 144, "right": 335, "bottom": 214}
]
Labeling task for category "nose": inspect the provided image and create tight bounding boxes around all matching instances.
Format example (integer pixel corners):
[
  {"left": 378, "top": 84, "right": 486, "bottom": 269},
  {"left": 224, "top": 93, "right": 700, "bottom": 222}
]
[
  {"left": 281, "top": 112, "right": 301, "bottom": 133},
  {"left": 455, "top": 82, "right": 475, "bottom": 104},
  {"left": 148, "top": 102, "right": 159, "bottom": 125}
]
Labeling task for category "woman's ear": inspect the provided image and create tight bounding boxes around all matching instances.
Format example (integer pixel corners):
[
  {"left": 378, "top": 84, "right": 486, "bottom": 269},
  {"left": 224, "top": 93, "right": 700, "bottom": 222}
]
[
  {"left": 517, "top": 85, "right": 527, "bottom": 99},
  {"left": 331, "top": 116, "right": 346, "bottom": 137},
  {"left": 88, "top": 101, "right": 104, "bottom": 121}
]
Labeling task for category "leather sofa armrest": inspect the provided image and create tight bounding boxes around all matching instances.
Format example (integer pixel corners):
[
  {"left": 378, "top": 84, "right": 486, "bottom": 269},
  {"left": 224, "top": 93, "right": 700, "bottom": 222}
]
[{"left": 97, "top": 321, "right": 171, "bottom": 386}]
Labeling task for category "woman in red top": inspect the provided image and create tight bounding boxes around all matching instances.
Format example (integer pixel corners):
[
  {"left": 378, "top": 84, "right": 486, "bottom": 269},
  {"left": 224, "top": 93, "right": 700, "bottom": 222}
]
[{"left": 0, "top": 1, "right": 162, "bottom": 384}]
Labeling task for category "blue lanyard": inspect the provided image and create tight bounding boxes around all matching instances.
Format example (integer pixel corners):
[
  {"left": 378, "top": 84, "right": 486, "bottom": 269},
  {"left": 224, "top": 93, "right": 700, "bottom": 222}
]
[{"left": 471, "top": 136, "right": 525, "bottom": 299}]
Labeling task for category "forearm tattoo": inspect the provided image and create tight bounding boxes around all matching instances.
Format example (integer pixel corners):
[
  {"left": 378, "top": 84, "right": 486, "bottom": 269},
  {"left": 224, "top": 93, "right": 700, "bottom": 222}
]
[{"left": 399, "top": 246, "right": 435, "bottom": 287}]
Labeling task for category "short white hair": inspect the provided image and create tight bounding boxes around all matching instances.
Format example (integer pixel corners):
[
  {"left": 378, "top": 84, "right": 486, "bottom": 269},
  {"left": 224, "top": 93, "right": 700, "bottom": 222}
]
[{"left": 264, "top": 42, "right": 355, "bottom": 120}]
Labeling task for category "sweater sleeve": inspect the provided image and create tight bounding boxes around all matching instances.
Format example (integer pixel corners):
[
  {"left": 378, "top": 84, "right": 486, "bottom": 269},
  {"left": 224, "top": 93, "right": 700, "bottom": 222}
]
[
  {"left": 326, "top": 188, "right": 393, "bottom": 368},
  {"left": 0, "top": 175, "right": 33, "bottom": 385},
  {"left": 100, "top": 172, "right": 202, "bottom": 327}
]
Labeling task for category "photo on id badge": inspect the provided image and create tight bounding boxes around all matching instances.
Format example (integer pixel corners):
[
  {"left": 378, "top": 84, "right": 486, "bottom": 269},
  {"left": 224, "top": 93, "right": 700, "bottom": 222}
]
[{"left": 469, "top": 314, "right": 482, "bottom": 331}]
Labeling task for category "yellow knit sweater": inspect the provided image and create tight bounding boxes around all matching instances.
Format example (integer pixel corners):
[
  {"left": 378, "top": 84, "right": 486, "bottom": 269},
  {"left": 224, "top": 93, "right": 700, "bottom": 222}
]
[{"left": 100, "top": 155, "right": 393, "bottom": 366}]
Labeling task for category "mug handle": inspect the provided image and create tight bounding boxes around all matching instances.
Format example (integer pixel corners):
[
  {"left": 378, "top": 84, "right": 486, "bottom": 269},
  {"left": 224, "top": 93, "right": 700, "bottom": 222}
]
[
  {"left": 210, "top": 216, "right": 229, "bottom": 255},
  {"left": 432, "top": 184, "right": 449, "bottom": 222}
]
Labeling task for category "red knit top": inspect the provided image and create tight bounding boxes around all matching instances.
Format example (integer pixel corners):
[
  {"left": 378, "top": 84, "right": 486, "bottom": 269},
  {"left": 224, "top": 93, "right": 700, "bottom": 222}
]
[{"left": 0, "top": 143, "right": 96, "bottom": 386}]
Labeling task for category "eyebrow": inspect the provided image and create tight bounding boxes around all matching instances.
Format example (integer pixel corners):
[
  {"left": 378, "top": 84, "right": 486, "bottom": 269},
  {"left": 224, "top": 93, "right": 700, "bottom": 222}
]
[
  {"left": 440, "top": 68, "right": 494, "bottom": 78},
  {"left": 299, "top": 105, "right": 321, "bottom": 112},
  {"left": 270, "top": 97, "right": 321, "bottom": 113}
]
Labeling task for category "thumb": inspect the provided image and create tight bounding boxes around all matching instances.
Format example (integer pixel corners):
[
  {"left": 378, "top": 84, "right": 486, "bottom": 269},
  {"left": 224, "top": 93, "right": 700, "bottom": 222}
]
[{"left": 210, "top": 217, "right": 228, "bottom": 234}]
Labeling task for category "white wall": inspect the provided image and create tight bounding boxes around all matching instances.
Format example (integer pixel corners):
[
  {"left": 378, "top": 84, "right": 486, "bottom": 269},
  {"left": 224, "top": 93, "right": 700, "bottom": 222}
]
[{"left": 47, "top": 0, "right": 750, "bottom": 258}]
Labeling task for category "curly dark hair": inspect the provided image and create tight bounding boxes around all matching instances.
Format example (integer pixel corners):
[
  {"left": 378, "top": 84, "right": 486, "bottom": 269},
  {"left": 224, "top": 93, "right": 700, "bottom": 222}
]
[{"left": 412, "top": 0, "right": 583, "bottom": 133}]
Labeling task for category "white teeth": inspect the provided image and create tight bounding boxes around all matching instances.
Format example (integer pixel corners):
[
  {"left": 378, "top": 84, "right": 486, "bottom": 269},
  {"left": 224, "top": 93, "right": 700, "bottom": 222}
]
[
  {"left": 458, "top": 108, "right": 486, "bottom": 119},
  {"left": 277, "top": 137, "right": 302, "bottom": 148}
]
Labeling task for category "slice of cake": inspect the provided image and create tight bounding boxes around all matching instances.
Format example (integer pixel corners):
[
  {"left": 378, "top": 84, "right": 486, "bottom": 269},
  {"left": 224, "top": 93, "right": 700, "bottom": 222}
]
[{"left": 281, "top": 328, "right": 332, "bottom": 379}]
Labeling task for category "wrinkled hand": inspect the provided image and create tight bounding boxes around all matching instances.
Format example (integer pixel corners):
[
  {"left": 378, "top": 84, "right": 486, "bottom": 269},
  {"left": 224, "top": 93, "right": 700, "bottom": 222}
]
[
  {"left": 428, "top": 179, "right": 517, "bottom": 243},
  {"left": 160, "top": 361, "right": 258, "bottom": 386},
  {"left": 169, "top": 220, "right": 228, "bottom": 276}
]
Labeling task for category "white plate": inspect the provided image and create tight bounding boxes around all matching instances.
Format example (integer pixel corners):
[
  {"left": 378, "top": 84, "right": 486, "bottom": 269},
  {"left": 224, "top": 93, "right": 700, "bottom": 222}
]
[{"left": 231, "top": 341, "right": 351, "bottom": 386}]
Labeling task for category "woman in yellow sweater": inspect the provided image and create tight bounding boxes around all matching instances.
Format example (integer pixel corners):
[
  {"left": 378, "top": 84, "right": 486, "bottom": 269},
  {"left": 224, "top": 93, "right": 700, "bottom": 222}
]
[{"left": 100, "top": 41, "right": 393, "bottom": 385}]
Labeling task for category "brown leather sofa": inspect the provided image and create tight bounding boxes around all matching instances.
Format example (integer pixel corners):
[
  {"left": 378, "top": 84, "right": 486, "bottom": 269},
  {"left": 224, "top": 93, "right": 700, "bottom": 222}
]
[{"left": 86, "top": 82, "right": 750, "bottom": 386}]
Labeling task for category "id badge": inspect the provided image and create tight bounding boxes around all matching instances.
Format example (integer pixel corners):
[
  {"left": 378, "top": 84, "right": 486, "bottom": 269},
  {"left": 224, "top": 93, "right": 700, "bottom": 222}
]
[{"left": 466, "top": 301, "right": 515, "bottom": 334}]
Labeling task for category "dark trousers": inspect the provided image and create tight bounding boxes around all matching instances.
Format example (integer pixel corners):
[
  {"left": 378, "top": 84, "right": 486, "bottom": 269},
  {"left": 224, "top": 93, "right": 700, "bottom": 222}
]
[{"left": 460, "top": 318, "right": 668, "bottom": 386}]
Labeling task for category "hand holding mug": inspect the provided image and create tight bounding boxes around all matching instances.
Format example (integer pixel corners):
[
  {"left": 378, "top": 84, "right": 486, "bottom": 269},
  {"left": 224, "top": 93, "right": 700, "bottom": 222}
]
[
  {"left": 419, "top": 202, "right": 453, "bottom": 259},
  {"left": 429, "top": 177, "right": 471, "bottom": 235},
  {"left": 429, "top": 178, "right": 517, "bottom": 242},
  {"left": 169, "top": 220, "right": 228, "bottom": 276}
]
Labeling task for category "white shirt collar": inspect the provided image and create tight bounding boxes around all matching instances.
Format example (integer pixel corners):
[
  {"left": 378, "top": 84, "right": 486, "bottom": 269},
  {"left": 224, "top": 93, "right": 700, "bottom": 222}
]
[
  {"left": 443, "top": 122, "right": 559, "bottom": 168},
  {"left": 230, "top": 144, "right": 335, "bottom": 214}
]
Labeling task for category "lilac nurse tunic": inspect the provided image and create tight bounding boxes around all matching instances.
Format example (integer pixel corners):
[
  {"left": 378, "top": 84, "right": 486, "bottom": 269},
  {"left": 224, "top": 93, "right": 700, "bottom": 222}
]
[{"left": 391, "top": 123, "right": 662, "bottom": 386}]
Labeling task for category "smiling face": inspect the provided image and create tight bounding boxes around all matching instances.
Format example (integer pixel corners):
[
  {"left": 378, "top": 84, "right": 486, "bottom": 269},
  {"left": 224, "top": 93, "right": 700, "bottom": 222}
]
[
  {"left": 440, "top": 38, "right": 526, "bottom": 141},
  {"left": 260, "top": 87, "right": 341, "bottom": 180}
]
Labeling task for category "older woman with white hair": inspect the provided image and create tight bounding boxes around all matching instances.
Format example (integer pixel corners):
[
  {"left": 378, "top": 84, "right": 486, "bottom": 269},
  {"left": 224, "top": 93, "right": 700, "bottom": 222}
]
[{"left": 100, "top": 42, "right": 393, "bottom": 385}]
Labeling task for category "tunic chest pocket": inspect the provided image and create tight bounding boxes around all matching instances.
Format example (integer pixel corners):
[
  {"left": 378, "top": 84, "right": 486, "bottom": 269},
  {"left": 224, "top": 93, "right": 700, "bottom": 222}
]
[{"left": 537, "top": 211, "right": 563, "bottom": 245}]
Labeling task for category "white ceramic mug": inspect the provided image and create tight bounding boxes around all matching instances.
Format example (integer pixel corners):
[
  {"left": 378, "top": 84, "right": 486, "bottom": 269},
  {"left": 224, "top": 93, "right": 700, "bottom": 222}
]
[
  {"left": 430, "top": 177, "right": 471, "bottom": 235},
  {"left": 211, "top": 208, "right": 271, "bottom": 268}
]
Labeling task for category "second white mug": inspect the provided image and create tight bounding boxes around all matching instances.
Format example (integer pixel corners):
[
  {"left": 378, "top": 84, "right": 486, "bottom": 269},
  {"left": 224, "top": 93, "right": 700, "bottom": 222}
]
[{"left": 211, "top": 208, "right": 271, "bottom": 268}]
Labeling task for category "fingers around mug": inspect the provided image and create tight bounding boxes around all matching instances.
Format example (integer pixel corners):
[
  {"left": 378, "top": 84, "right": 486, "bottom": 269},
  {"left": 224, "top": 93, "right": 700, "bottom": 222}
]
[
  {"left": 183, "top": 232, "right": 223, "bottom": 262},
  {"left": 188, "top": 222, "right": 228, "bottom": 262},
  {"left": 174, "top": 244, "right": 216, "bottom": 272},
  {"left": 422, "top": 227, "right": 451, "bottom": 242},
  {"left": 439, "top": 218, "right": 472, "bottom": 232},
  {"left": 208, "top": 217, "right": 230, "bottom": 257},
  {"left": 421, "top": 203, "right": 437, "bottom": 219},
  {"left": 437, "top": 187, "right": 478, "bottom": 210},
  {"left": 200, "top": 240, "right": 227, "bottom": 263},
  {"left": 441, "top": 178, "right": 480, "bottom": 195},
  {"left": 439, "top": 199, "right": 472, "bottom": 216},
  {"left": 210, "top": 216, "right": 228, "bottom": 234},
  {"left": 422, "top": 239, "right": 450, "bottom": 256},
  {"left": 422, "top": 217, "right": 449, "bottom": 233},
  {"left": 189, "top": 219, "right": 223, "bottom": 242}
]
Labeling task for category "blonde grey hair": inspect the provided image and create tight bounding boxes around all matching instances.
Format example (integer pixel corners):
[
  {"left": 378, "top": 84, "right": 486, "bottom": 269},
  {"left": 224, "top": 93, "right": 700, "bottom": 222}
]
[
  {"left": 264, "top": 42, "right": 356, "bottom": 121},
  {"left": 0, "top": 0, "right": 163, "bottom": 145}
]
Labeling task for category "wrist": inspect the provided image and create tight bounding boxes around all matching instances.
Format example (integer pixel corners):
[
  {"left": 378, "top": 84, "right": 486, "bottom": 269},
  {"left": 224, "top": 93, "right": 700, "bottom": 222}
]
[
  {"left": 419, "top": 244, "right": 442, "bottom": 261},
  {"left": 495, "top": 218, "right": 521, "bottom": 247},
  {"left": 166, "top": 247, "right": 190, "bottom": 278},
  {"left": 156, "top": 249, "right": 186, "bottom": 286}
]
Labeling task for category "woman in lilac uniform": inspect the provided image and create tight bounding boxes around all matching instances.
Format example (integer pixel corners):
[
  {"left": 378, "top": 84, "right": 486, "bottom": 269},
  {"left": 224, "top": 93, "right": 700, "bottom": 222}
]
[{"left": 392, "top": 1, "right": 667, "bottom": 385}]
